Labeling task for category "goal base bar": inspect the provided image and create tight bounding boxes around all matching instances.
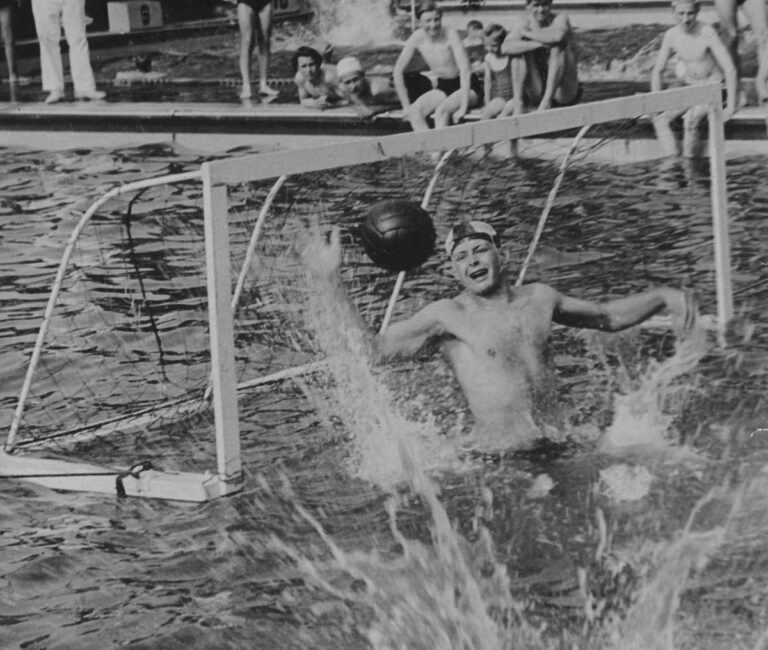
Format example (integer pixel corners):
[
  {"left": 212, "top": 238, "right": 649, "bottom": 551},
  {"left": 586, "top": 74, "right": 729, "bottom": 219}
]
[{"left": 0, "top": 452, "right": 243, "bottom": 502}]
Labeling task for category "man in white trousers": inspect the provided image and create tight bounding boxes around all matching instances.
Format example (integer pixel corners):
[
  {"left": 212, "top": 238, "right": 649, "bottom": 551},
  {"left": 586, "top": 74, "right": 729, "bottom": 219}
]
[{"left": 31, "top": 0, "right": 105, "bottom": 103}]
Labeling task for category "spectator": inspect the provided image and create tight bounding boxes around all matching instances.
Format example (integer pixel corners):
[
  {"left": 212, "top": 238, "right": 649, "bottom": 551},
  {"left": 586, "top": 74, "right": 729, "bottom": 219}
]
[
  {"left": 0, "top": 0, "right": 18, "bottom": 84},
  {"left": 393, "top": 2, "right": 481, "bottom": 131},
  {"left": 463, "top": 19, "right": 485, "bottom": 48},
  {"left": 31, "top": 0, "right": 105, "bottom": 103},
  {"left": 292, "top": 45, "right": 342, "bottom": 109},
  {"left": 651, "top": 0, "right": 736, "bottom": 156},
  {"left": 480, "top": 24, "right": 515, "bottom": 120},
  {"left": 502, "top": 0, "right": 580, "bottom": 113},
  {"left": 237, "top": 0, "right": 277, "bottom": 100},
  {"left": 463, "top": 18, "right": 486, "bottom": 75},
  {"left": 714, "top": 0, "right": 767, "bottom": 106},
  {"left": 336, "top": 56, "right": 432, "bottom": 118}
]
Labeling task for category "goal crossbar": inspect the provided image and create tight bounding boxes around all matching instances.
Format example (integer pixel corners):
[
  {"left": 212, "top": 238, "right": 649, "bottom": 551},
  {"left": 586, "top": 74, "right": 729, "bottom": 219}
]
[{"left": 206, "top": 86, "right": 724, "bottom": 185}]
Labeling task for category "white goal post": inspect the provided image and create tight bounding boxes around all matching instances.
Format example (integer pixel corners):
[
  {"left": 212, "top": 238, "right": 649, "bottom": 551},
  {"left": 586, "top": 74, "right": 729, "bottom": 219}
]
[{"left": 2, "top": 85, "right": 733, "bottom": 501}]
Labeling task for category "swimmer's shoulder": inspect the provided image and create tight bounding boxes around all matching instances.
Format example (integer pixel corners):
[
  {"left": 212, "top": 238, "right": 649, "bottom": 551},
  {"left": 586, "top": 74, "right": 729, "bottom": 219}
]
[
  {"left": 551, "top": 12, "right": 572, "bottom": 29},
  {"left": 431, "top": 296, "right": 467, "bottom": 316},
  {"left": 518, "top": 282, "right": 561, "bottom": 306}
]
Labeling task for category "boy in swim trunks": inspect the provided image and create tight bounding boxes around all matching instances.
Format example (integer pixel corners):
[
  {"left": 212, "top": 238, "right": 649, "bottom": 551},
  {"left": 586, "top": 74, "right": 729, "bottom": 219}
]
[
  {"left": 237, "top": 0, "right": 277, "bottom": 99},
  {"left": 304, "top": 221, "right": 696, "bottom": 452},
  {"left": 292, "top": 45, "right": 343, "bottom": 109},
  {"left": 392, "top": 1, "right": 482, "bottom": 130},
  {"left": 501, "top": 0, "right": 580, "bottom": 113},
  {"left": 651, "top": 0, "right": 736, "bottom": 157}
]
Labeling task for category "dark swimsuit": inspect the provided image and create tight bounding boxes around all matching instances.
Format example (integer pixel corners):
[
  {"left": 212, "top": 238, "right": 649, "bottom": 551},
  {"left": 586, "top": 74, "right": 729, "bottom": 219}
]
[
  {"left": 436, "top": 73, "right": 483, "bottom": 98},
  {"left": 551, "top": 84, "right": 583, "bottom": 107},
  {"left": 237, "top": 0, "right": 271, "bottom": 11}
]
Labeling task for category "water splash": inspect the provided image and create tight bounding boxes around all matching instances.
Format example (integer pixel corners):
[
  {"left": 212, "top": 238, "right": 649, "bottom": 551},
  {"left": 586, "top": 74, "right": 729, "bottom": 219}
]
[
  {"left": 601, "top": 329, "right": 708, "bottom": 452},
  {"left": 294, "top": 228, "right": 548, "bottom": 646},
  {"left": 290, "top": 228, "right": 768, "bottom": 648},
  {"left": 310, "top": 0, "right": 400, "bottom": 47},
  {"left": 299, "top": 229, "right": 463, "bottom": 488}
]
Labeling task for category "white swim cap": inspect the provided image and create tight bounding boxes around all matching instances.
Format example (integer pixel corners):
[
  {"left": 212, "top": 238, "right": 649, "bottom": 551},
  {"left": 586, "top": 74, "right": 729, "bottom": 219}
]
[{"left": 336, "top": 57, "right": 364, "bottom": 81}]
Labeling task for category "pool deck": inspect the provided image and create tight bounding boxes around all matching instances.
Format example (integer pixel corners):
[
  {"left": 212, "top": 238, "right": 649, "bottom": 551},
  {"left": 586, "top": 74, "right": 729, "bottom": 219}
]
[
  {"left": 1, "top": 93, "right": 766, "bottom": 153},
  {"left": 1, "top": 5, "right": 766, "bottom": 153}
]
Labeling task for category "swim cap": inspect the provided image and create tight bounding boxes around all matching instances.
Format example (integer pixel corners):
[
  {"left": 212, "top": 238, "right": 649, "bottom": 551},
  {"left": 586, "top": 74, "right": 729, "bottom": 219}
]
[
  {"left": 336, "top": 57, "right": 364, "bottom": 81},
  {"left": 445, "top": 221, "right": 498, "bottom": 256}
]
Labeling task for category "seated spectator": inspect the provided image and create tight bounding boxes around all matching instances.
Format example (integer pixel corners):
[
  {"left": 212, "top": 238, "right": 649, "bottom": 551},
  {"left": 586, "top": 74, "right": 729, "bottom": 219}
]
[
  {"left": 292, "top": 45, "right": 343, "bottom": 109},
  {"left": 31, "top": 0, "right": 105, "bottom": 103},
  {"left": 392, "top": 2, "right": 481, "bottom": 131},
  {"left": 651, "top": 0, "right": 736, "bottom": 157},
  {"left": 502, "top": 0, "right": 580, "bottom": 113},
  {"left": 480, "top": 24, "right": 516, "bottom": 119},
  {"left": 463, "top": 19, "right": 485, "bottom": 48},
  {"left": 464, "top": 18, "right": 486, "bottom": 75}
]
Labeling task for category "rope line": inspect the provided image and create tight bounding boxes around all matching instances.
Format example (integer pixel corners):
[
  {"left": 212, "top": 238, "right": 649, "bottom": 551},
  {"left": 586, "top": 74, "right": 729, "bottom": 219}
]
[{"left": 516, "top": 124, "right": 591, "bottom": 287}]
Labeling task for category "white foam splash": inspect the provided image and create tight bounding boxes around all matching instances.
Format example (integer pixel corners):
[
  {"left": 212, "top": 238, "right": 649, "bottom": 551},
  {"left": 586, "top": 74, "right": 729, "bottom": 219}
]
[
  {"left": 599, "top": 463, "right": 653, "bottom": 502},
  {"left": 312, "top": 0, "right": 400, "bottom": 46},
  {"left": 601, "top": 330, "right": 708, "bottom": 452}
]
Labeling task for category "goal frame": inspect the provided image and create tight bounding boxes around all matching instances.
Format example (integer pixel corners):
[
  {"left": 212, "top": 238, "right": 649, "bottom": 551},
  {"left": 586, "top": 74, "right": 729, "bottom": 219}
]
[{"left": 2, "top": 85, "right": 733, "bottom": 501}]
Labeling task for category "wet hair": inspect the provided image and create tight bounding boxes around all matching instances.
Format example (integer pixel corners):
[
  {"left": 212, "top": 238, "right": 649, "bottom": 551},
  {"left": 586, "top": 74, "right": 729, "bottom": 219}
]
[
  {"left": 525, "top": 0, "right": 553, "bottom": 5},
  {"left": 671, "top": 0, "right": 700, "bottom": 7},
  {"left": 467, "top": 19, "right": 483, "bottom": 31},
  {"left": 291, "top": 46, "right": 323, "bottom": 73},
  {"left": 483, "top": 23, "right": 507, "bottom": 44},
  {"left": 415, "top": 2, "right": 440, "bottom": 19}
]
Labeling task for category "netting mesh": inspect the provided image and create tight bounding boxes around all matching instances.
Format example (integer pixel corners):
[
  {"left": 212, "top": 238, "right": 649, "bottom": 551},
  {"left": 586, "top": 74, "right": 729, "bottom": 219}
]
[{"left": 6, "top": 108, "right": 722, "bottom": 465}]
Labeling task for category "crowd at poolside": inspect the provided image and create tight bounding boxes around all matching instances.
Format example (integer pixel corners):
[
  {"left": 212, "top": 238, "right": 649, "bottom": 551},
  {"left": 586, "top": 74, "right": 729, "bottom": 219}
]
[{"left": 1, "top": 0, "right": 766, "bottom": 154}]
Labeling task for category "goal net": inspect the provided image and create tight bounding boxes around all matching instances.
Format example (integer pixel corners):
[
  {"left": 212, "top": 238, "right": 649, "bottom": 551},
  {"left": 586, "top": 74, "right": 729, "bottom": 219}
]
[{"left": 1, "top": 84, "right": 732, "bottom": 500}]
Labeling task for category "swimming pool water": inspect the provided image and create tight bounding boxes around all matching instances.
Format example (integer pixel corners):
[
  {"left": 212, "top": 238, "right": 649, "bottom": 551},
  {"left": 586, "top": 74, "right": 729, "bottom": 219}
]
[{"left": 1, "top": 141, "right": 768, "bottom": 648}]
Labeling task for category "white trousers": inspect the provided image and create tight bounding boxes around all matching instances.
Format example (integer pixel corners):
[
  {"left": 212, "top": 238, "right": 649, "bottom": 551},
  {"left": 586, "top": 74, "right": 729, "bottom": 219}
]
[{"left": 31, "top": 0, "right": 96, "bottom": 93}]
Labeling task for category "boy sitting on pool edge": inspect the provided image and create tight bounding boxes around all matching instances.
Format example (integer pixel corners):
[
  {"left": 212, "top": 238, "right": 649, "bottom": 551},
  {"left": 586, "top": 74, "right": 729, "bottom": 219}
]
[
  {"left": 501, "top": 0, "right": 581, "bottom": 113},
  {"left": 651, "top": 0, "right": 736, "bottom": 157},
  {"left": 392, "top": 1, "right": 482, "bottom": 130}
]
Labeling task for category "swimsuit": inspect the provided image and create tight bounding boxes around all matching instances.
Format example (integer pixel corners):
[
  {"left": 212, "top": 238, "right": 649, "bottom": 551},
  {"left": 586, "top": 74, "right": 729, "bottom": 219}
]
[
  {"left": 551, "top": 84, "right": 583, "bottom": 107},
  {"left": 436, "top": 73, "right": 483, "bottom": 98},
  {"left": 403, "top": 71, "right": 433, "bottom": 103},
  {"left": 487, "top": 56, "right": 514, "bottom": 102},
  {"left": 237, "top": 0, "right": 271, "bottom": 11}
]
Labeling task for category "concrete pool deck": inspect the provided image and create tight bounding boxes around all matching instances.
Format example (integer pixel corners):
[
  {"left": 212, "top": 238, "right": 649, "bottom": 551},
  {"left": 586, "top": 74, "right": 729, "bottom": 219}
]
[
  {"left": 1, "top": 5, "right": 766, "bottom": 154},
  {"left": 1, "top": 90, "right": 766, "bottom": 155}
]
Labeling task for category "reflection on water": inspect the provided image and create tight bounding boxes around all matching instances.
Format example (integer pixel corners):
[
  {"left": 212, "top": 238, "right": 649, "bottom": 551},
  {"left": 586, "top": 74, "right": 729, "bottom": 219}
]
[{"left": 1, "top": 141, "right": 768, "bottom": 648}]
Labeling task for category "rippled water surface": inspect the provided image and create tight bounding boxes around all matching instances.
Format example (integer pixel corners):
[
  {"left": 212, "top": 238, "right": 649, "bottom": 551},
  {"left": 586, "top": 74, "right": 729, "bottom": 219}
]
[{"left": 1, "top": 140, "right": 768, "bottom": 649}]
